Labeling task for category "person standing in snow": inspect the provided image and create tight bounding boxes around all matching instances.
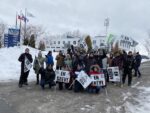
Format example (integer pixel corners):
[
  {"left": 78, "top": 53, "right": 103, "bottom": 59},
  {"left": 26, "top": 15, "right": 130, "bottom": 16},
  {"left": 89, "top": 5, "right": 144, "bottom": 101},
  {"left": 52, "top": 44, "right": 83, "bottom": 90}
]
[
  {"left": 56, "top": 51, "right": 65, "bottom": 70},
  {"left": 45, "top": 51, "right": 54, "bottom": 67},
  {"left": 18, "top": 48, "right": 33, "bottom": 88},
  {"left": 134, "top": 52, "right": 142, "bottom": 77},
  {"left": 33, "top": 51, "right": 45, "bottom": 85},
  {"left": 122, "top": 51, "right": 134, "bottom": 86}
]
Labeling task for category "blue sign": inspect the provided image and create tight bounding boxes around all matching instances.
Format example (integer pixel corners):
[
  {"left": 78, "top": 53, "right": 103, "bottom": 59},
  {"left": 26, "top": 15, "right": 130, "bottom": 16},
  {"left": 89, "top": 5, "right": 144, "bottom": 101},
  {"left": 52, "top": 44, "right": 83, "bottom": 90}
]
[{"left": 4, "top": 28, "right": 20, "bottom": 47}]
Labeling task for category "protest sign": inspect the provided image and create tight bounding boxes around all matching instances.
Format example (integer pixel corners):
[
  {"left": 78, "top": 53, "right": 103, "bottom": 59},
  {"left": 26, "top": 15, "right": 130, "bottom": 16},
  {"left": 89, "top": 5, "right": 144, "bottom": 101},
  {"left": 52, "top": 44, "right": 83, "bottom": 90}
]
[
  {"left": 24, "top": 56, "right": 32, "bottom": 72},
  {"left": 55, "top": 70, "right": 70, "bottom": 83},
  {"left": 107, "top": 67, "right": 120, "bottom": 82},
  {"left": 76, "top": 71, "right": 92, "bottom": 89},
  {"left": 90, "top": 74, "right": 106, "bottom": 86}
]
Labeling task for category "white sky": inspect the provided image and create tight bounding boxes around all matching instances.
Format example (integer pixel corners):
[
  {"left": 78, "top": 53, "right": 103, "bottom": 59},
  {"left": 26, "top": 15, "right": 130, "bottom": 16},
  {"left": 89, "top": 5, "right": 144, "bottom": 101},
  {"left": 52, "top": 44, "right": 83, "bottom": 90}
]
[{"left": 0, "top": 0, "right": 150, "bottom": 54}]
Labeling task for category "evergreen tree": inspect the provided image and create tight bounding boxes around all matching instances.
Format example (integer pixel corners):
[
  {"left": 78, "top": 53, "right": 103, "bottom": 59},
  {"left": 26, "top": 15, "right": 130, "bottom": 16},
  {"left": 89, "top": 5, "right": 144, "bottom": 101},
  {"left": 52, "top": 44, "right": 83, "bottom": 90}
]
[
  {"left": 0, "top": 41, "right": 2, "bottom": 48},
  {"left": 38, "top": 41, "right": 45, "bottom": 51},
  {"left": 23, "top": 38, "right": 29, "bottom": 46},
  {"left": 29, "top": 34, "right": 35, "bottom": 48}
]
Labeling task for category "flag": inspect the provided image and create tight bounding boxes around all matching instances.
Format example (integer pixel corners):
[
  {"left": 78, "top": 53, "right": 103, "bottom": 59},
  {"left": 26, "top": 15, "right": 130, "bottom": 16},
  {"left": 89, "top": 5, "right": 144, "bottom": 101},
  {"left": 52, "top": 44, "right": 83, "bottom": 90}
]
[
  {"left": 107, "top": 34, "right": 116, "bottom": 44},
  {"left": 18, "top": 15, "right": 23, "bottom": 20},
  {"left": 18, "top": 14, "right": 29, "bottom": 22},
  {"left": 22, "top": 15, "right": 29, "bottom": 22},
  {"left": 27, "top": 11, "right": 35, "bottom": 17}
]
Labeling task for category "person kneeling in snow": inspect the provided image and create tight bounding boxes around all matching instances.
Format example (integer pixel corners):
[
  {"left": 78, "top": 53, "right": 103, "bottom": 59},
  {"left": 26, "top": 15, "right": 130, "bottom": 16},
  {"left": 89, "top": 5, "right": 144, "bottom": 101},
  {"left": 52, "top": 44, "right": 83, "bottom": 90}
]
[
  {"left": 73, "top": 64, "right": 85, "bottom": 92},
  {"left": 88, "top": 65, "right": 101, "bottom": 94},
  {"left": 39, "top": 65, "right": 56, "bottom": 89}
]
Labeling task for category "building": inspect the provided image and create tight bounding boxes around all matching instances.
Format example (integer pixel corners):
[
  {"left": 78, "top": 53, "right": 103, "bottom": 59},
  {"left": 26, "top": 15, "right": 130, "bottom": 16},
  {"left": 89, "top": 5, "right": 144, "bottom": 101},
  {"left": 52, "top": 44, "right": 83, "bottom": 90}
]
[{"left": 47, "top": 35, "right": 107, "bottom": 51}]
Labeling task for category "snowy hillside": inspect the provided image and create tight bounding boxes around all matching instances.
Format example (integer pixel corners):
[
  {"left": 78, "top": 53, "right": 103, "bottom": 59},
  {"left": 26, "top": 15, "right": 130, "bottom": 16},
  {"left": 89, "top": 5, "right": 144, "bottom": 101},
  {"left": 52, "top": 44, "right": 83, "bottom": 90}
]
[{"left": 0, "top": 46, "right": 58, "bottom": 82}]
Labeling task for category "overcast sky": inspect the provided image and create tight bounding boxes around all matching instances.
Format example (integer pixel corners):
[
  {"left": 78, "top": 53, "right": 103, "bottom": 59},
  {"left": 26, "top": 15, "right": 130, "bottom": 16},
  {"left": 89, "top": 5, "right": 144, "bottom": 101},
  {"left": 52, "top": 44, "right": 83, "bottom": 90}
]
[{"left": 0, "top": 0, "right": 150, "bottom": 54}]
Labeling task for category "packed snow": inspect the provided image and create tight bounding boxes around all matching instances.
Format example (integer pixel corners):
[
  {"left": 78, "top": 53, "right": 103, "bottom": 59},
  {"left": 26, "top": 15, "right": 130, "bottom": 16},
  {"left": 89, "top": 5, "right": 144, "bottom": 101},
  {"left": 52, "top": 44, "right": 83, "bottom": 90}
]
[{"left": 124, "top": 87, "right": 150, "bottom": 113}]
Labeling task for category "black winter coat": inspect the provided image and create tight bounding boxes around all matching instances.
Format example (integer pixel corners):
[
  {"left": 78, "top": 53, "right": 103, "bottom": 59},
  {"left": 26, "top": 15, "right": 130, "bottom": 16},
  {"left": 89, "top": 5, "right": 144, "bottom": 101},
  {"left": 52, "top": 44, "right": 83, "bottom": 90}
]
[
  {"left": 18, "top": 53, "right": 33, "bottom": 74},
  {"left": 123, "top": 55, "right": 134, "bottom": 71},
  {"left": 39, "top": 68, "right": 55, "bottom": 82},
  {"left": 134, "top": 54, "right": 142, "bottom": 67}
]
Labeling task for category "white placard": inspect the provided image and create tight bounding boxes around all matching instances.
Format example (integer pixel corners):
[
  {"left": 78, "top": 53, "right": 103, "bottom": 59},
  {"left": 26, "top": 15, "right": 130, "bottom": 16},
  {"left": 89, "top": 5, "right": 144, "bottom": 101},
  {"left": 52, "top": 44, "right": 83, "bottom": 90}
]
[
  {"left": 24, "top": 56, "right": 32, "bottom": 72},
  {"left": 107, "top": 67, "right": 120, "bottom": 82},
  {"left": 90, "top": 74, "right": 106, "bottom": 86},
  {"left": 76, "top": 71, "right": 92, "bottom": 89},
  {"left": 55, "top": 70, "right": 70, "bottom": 83}
]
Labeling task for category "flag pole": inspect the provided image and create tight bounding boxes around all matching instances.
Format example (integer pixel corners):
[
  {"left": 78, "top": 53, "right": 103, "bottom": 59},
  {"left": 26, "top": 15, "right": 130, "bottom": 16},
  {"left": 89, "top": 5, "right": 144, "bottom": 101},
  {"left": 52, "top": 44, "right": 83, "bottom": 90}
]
[
  {"left": 19, "top": 10, "right": 22, "bottom": 45},
  {"left": 24, "top": 8, "right": 27, "bottom": 42},
  {"left": 15, "top": 12, "right": 18, "bottom": 29}
]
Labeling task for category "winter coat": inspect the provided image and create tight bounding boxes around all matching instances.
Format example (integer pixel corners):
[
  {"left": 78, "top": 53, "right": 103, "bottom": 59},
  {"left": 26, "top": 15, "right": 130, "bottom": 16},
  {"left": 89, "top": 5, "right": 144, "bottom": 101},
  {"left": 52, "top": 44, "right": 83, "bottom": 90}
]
[
  {"left": 33, "top": 56, "right": 45, "bottom": 74},
  {"left": 18, "top": 53, "right": 33, "bottom": 74},
  {"left": 123, "top": 55, "right": 134, "bottom": 71},
  {"left": 134, "top": 54, "right": 142, "bottom": 67},
  {"left": 46, "top": 55, "right": 54, "bottom": 66},
  {"left": 56, "top": 54, "right": 65, "bottom": 67},
  {"left": 39, "top": 68, "right": 55, "bottom": 82},
  {"left": 85, "top": 57, "right": 97, "bottom": 74},
  {"left": 108, "top": 57, "right": 113, "bottom": 67},
  {"left": 102, "top": 57, "right": 108, "bottom": 69},
  {"left": 112, "top": 55, "right": 124, "bottom": 70},
  {"left": 64, "top": 58, "right": 72, "bottom": 69}
]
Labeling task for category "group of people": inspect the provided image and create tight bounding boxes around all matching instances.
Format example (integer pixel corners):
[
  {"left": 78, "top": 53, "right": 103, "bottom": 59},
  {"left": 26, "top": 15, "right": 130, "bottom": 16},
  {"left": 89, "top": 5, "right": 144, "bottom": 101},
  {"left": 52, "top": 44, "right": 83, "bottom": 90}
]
[{"left": 18, "top": 47, "right": 142, "bottom": 94}]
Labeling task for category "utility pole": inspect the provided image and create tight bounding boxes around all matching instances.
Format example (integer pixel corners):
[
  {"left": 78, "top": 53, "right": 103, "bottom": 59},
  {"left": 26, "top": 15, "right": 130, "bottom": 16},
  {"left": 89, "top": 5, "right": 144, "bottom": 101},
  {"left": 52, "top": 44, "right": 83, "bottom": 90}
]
[
  {"left": 104, "top": 18, "right": 109, "bottom": 36},
  {"left": 104, "top": 18, "right": 110, "bottom": 52}
]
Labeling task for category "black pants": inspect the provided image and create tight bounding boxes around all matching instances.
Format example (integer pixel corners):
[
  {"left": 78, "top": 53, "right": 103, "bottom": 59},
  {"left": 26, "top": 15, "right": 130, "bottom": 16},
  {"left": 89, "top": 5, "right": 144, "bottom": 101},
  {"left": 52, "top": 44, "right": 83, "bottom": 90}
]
[
  {"left": 19, "top": 71, "right": 29, "bottom": 85},
  {"left": 74, "top": 80, "right": 84, "bottom": 92},
  {"left": 134, "top": 66, "right": 141, "bottom": 77},
  {"left": 122, "top": 69, "right": 132, "bottom": 85},
  {"left": 56, "top": 66, "right": 62, "bottom": 70},
  {"left": 36, "top": 74, "right": 39, "bottom": 84}
]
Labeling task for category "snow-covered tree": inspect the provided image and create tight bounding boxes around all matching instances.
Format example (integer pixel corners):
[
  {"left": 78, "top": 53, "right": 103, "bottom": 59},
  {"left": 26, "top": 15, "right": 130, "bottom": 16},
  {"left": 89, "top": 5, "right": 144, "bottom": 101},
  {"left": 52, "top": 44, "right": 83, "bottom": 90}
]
[
  {"left": 21, "top": 24, "right": 45, "bottom": 46},
  {"left": 0, "top": 21, "right": 7, "bottom": 48}
]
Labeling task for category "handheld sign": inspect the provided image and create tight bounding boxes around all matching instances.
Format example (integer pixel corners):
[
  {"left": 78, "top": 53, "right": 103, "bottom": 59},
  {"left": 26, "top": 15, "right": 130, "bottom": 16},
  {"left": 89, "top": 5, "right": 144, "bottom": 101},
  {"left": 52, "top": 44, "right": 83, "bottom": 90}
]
[
  {"left": 90, "top": 74, "right": 106, "bottom": 86},
  {"left": 55, "top": 70, "right": 70, "bottom": 83},
  {"left": 24, "top": 56, "right": 32, "bottom": 72},
  {"left": 107, "top": 67, "right": 120, "bottom": 82},
  {"left": 76, "top": 71, "right": 92, "bottom": 89}
]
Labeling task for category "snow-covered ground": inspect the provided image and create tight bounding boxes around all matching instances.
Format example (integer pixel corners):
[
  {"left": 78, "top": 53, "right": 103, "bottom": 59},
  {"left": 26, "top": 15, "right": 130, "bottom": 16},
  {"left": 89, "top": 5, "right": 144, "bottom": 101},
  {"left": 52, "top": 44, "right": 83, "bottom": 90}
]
[
  {"left": 0, "top": 46, "right": 150, "bottom": 113},
  {"left": 124, "top": 87, "right": 150, "bottom": 113},
  {"left": 0, "top": 46, "right": 58, "bottom": 82}
]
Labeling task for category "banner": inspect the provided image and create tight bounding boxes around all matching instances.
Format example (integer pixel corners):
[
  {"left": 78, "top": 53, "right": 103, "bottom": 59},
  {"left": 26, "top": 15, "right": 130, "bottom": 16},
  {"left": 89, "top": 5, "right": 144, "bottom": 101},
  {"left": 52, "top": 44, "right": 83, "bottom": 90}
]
[
  {"left": 107, "top": 67, "right": 120, "bottom": 82},
  {"left": 24, "top": 56, "right": 32, "bottom": 72},
  {"left": 90, "top": 74, "right": 106, "bottom": 86},
  {"left": 55, "top": 70, "right": 70, "bottom": 83},
  {"left": 76, "top": 71, "right": 92, "bottom": 89}
]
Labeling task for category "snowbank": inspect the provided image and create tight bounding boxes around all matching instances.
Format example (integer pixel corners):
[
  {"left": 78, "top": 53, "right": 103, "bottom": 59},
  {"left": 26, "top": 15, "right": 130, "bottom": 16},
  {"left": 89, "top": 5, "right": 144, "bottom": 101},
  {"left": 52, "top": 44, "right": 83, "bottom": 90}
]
[
  {"left": 0, "top": 46, "right": 58, "bottom": 82},
  {"left": 141, "top": 59, "right": 150, "bottom": 63}
]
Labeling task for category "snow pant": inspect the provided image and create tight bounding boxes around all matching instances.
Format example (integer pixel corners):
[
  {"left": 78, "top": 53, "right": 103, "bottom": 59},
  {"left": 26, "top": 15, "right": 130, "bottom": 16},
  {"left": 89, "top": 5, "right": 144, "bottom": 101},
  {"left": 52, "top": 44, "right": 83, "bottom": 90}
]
[
  {"left": 88, "top": 86, "right": 101, "bottom": 93},
  {"left": 134, "top": 66, "right": 141, "bottom": 77},
  {"left": 36, "top": 74, "right": 39, "bottom": 84},
  {"left": 40, "top": 79, "right": 56, "bottom": 89},
  {"left": 74, "top": 80, "right": 84, "bottom": 92},
  {"left": 56, "top": 66, "right": 62, "bottom": 70},
  {"left": 57, "top": 82, "right": 70, "bottom": 90},
  {"left": 19, "top": 71, "right": 29, "bottom": 85},
  {"left": 103, "top": 69, "right": 109, "bottom": 82},
  {"left": 122, "top": 69, "right": 132, "bottom": 86}
]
